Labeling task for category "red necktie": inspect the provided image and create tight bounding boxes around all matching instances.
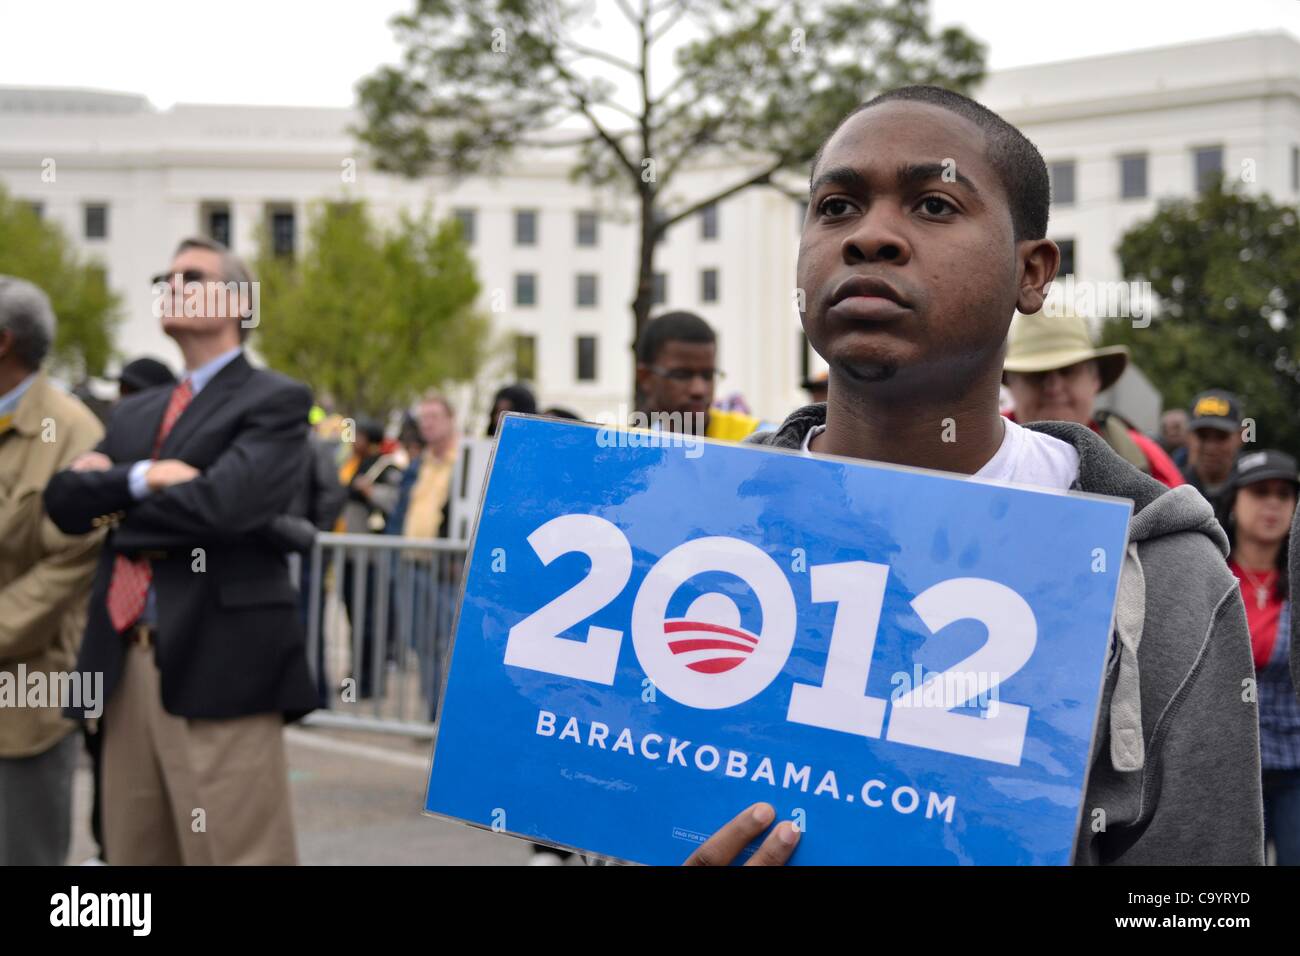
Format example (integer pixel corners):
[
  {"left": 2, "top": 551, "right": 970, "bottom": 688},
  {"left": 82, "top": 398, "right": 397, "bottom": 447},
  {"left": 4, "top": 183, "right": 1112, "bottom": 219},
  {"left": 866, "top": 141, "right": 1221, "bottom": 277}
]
[{"left": 106, "top": 379, "right": 194, "bottom": 632}]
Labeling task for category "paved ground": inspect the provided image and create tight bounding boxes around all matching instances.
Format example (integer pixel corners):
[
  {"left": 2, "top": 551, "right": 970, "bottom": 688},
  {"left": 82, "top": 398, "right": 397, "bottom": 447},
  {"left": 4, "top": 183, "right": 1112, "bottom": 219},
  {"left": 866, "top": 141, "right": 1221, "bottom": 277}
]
[{"left": 67, "top": 725, "right": 537, "bottom": 866}]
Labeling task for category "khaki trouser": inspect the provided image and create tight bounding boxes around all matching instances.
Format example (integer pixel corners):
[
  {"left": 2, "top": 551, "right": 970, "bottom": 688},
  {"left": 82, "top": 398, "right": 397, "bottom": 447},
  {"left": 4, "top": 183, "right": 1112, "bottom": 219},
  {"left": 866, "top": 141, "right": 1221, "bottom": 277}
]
[{"left": 102, "top": 640, "right": 298, "bottom": 865}]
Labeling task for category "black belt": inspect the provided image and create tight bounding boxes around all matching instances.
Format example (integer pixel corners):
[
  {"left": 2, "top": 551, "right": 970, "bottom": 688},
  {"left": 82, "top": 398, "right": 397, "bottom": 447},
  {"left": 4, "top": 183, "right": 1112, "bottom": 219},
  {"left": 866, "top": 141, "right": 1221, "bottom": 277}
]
[{"left": 126, "top": 623, "right": 157, "bottom": 648}]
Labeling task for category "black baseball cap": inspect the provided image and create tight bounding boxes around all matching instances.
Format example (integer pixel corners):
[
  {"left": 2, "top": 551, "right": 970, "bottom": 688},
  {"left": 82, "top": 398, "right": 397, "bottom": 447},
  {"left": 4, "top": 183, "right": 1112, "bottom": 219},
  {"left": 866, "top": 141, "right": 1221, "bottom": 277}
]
[
  {"left": 353, "top": 417, "right": 385, "bottom": 443},
  {"left": 118, "top": 357, "right": 176, "bottom": 392},
  {"left": 1231, "top": 449, "right": 1300, "bottom": 491},
  {"left": 1187, "top": 389, "right": 1242, "bottom": 432}
]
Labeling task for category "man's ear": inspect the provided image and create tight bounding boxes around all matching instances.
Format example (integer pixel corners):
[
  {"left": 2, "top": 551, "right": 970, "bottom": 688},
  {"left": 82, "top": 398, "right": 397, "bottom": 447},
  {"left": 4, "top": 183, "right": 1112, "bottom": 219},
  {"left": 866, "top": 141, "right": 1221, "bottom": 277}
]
[
  {"left": 1015, "top": 239, "right": 1060, "bottom": 315},
  {"left": 634, "top": 363, "right": 652, "bottom": 396}
]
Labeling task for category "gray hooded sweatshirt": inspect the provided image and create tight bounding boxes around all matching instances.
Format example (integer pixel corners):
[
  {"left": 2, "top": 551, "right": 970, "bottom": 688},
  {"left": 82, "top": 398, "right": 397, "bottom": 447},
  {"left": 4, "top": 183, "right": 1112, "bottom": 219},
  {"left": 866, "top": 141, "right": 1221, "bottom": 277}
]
[{"left": 748, "top": 404, "right": 1264, "bottom": 865}]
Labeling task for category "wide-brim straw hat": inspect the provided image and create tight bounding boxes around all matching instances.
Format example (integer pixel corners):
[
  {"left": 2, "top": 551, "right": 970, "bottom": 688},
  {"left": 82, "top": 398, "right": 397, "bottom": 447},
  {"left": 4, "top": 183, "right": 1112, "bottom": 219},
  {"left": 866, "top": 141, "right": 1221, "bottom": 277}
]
[{"left": 1003, "top": 308, "right": 1129, "bottom": 391}]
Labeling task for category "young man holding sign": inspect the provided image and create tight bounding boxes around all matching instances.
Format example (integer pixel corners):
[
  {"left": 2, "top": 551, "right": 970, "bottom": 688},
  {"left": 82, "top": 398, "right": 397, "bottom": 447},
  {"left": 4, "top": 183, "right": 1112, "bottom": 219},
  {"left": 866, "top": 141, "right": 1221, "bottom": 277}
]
[{"left": 688, "top": 86, "right": 1262, "bottom": 865}]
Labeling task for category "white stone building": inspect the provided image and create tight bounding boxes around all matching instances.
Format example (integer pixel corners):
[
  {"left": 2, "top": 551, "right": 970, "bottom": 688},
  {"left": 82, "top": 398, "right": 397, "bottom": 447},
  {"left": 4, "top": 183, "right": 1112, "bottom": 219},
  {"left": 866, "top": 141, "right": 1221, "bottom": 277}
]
[{"left": 1, "top": 30, "right": 1297, "bottom": 429}]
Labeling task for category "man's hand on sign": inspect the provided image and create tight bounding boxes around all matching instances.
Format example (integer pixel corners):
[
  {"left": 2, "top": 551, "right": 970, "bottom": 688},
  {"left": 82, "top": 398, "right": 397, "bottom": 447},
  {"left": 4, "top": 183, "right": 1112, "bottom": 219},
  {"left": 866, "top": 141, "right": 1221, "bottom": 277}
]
[
  {"left": 682, "top": 803, "right": 800, "bottom": 866},
  {"left": 146, "top": 459, "right": 200, "bottom": 491}
]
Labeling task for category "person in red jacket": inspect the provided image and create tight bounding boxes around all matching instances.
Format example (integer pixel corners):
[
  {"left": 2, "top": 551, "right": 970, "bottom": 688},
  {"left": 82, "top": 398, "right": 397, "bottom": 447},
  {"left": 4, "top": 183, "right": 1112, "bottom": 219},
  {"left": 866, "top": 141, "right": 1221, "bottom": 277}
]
[{"left": 1002, "top": 309, "right": 1183, "bottom": 488}]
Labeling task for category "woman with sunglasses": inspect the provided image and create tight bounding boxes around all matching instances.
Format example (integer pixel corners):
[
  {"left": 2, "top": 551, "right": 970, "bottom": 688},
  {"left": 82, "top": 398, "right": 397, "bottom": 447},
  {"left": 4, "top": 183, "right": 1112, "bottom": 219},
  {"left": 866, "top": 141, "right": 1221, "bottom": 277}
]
[{"left": 1226, "top": 449, "right": 1300, "bottom": 864}]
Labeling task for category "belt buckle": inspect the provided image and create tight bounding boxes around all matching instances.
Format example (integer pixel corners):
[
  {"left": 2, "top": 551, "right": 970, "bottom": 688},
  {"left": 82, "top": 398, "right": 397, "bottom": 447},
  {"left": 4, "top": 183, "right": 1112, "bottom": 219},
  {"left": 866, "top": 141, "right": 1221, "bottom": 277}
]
[{"left": 131, "top": 624, "right": 155, "bottom": 648}]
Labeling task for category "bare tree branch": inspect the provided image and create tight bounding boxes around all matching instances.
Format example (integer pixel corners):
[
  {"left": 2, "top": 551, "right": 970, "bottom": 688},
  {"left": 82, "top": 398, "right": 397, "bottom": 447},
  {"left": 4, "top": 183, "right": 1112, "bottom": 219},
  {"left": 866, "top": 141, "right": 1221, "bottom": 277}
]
[
  {"left": 544, "top": 46, "right": 643, "bottom": 182},
  {"left": 656, "top": 112, "right": 729, "bottom": 184},
  {"left": 557, "top": 38, "right": 640, "bottom": 76},
  {"left": 650, "top": 1, "right": 691, "bottom": 43},
  {"left": 656, "top": 160, "right": 786, "bottom": 235},
  {"left": 764, "top": 179, "right": 809, "bottom": 202},
  {"left": 590, "top": 98, "right": 643, "bottom": 123},
  {"left": 651, "top": 71, "right": 691, "bottom": 109},
  {"left": 613, "top": 0, "right": 640, "bottom": 28},
  {"left": 573, "top": 98, "right": 641, "bottom": 181},
  {"left": 637, "top": 0, "right": 653, "bottom": 179}
]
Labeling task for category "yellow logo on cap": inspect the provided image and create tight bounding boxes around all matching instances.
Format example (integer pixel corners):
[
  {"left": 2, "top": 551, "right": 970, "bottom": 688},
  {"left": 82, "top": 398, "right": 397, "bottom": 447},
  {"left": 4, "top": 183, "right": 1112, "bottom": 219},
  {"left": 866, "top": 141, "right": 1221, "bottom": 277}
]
[{"left": 1194, "top": 396, "right": 1230, "bottom": 417}]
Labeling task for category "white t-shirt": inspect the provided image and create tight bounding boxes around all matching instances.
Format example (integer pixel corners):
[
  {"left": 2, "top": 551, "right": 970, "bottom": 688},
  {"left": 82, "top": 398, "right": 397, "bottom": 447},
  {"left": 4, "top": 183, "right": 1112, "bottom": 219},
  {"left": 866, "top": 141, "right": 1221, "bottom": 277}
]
[{"left": 800, "top": 416, "right": 1079, "bottom": 492}]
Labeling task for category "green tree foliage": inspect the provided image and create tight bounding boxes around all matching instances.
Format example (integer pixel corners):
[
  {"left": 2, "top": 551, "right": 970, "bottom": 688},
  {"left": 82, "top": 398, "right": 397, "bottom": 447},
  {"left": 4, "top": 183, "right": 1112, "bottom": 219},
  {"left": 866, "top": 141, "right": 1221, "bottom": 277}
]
[
  {"left": 0, "top": 185, "right": 120, "bottom": 378},
  {"left": 254, "top": 200, "right": 491, "bottom": 418},
  {"left": 355, "top": 0, "right": 984, "bottom": 356},
  {"left": 1100, "top": 180, "right": 1300, "bottom": 455}
]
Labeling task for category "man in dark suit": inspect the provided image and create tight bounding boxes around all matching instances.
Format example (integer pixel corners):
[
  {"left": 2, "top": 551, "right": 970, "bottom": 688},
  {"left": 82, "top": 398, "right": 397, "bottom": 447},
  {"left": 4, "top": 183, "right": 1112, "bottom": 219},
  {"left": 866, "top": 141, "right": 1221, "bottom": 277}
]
[{"left": 44, "top": 236, "right": 315, "bottom": 865}]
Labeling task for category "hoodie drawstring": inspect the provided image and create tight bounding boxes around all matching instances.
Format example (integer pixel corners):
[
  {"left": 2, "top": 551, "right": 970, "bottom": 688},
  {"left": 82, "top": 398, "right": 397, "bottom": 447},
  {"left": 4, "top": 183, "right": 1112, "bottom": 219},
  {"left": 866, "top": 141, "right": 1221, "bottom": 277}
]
[{"left": 1110, "top": 540, "right": 1147, "bottom": 772}]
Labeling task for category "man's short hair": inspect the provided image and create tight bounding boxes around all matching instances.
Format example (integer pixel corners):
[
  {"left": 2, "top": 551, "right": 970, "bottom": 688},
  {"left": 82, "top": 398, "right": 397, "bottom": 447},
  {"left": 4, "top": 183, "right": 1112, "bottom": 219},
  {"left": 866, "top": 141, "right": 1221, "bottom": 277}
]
[
  {"left": 490, "top": 383, "right": 537, "bottom": 415},
  {"left": 418, "top": 389, "right": 454, "bottom": 417},
  {"left": 173, "top": 235, "right": 257, "bottom": 339},
  {"left": 636, "top": 311, "right": 717, "bottom": 365},
  {"left": 808, "top": 85, "right": 1051, "bottom": 242},
  {"left": 0, "top": 275, "right": 56, "bottom": 370}
]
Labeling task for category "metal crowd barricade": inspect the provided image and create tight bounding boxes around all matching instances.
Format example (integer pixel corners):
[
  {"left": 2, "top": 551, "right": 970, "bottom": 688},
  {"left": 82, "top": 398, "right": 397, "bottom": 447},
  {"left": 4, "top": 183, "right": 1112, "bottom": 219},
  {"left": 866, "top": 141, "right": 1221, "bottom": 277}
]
[{"left": 300, "top": 532, "right": 468, "bottom": 737}]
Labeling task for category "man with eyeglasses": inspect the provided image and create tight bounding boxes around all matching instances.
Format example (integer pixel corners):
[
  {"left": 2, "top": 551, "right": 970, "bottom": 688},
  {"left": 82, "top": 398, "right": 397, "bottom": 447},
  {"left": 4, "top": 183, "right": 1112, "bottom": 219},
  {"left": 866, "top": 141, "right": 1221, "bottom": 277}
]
[
  {"left": 43, "top": 236, "right": 316, "bottom": 864},
  {"left": 634, "top": 311, "right": 759, "bottom": 441}
]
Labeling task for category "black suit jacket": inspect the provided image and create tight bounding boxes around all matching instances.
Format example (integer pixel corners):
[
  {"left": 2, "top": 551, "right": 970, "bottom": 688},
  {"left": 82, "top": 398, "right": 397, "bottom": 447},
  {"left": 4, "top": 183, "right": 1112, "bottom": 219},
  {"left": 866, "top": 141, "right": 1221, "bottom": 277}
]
[{"left": 44, "top": 353, "right": 317, "bottom": 721}]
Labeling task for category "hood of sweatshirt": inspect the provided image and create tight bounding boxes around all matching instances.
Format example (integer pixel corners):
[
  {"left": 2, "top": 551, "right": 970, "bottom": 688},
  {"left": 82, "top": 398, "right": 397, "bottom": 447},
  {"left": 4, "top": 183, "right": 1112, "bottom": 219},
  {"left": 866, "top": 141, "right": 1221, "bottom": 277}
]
[
  {"left": 748, "top": 403, "right": 1232, "bottom": 776},
  {"left": 750, "top": 403, "right": 1225, "bottom": 548}
]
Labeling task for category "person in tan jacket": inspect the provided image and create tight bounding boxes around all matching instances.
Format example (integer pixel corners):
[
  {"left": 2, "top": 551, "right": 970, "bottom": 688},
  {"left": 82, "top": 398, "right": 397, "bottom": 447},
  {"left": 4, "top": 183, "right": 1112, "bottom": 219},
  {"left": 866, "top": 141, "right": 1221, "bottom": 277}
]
[{"left": 0, "top": 276, "right": 105, "bottom": 865}]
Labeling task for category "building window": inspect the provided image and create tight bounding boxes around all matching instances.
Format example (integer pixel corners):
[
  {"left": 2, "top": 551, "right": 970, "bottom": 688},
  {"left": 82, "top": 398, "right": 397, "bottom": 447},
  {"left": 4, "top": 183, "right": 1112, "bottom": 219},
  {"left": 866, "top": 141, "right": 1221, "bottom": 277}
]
[
  {"left": 454, "top": 208, "right": 476, "bottom": 245},
  {"left": 1194, "top": 146, "right": 1223, "bottom": 193},
  {"left": 203, "top": 204, "right": 232, "bottom": 247},
  {"left": 576, "top": 335, "right": 598, "bottom": 382},
  {"left": 1291, "top": 145, "right": 1298, "bottom": 192},
  {"left": 1119, "top": 154, "right": 1147, "bottom": 200},
  {"left": 514, "top": 334, "right": 537, "bottom": 381},
  {"left": 575, "top": 211, "right": 598, "bottom": 246},
  {"left": 515, "top": 209, "right": 537, "bottom": 246},
  {"left": 266, "top": 206, "right": 295, "bottom": 258},
  {"left": 84, "top": 203, "right": 108, "bottom": 240},
  {"left": 1055, "top": 238, "right": 1076, "bottom": 277},
  {"left": 652, "top": 272, "right": 667, "bottom": 306},
  {"left": 1049, "top": 162, "right": 1075, "bottom": 206},
  {"left": 575, "top": 273, "right": 597, "bottom": 307},
  {"left": 700, "top": 203, "right": 718, "bottom": 240},
  {"left": 700, "top": 268, "right": 719, "bottom": 303},
  {"left": 515, "top": 273, "right": 537, "bottom": 306}
]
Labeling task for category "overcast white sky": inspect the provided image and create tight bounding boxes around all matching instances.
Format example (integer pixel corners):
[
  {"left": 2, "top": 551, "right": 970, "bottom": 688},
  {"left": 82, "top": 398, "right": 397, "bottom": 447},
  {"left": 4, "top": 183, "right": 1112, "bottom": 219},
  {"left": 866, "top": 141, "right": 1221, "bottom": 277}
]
[{"left": 0, "top": 0, "right": 1297, "bottom": 109}]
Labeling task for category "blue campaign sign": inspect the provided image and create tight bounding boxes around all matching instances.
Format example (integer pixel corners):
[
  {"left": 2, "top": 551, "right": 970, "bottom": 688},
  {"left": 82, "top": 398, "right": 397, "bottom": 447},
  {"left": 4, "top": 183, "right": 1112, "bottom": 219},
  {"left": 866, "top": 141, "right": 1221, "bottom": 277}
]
[{"left": 424, "top": 414, "right": 1133, "bottom": 865}]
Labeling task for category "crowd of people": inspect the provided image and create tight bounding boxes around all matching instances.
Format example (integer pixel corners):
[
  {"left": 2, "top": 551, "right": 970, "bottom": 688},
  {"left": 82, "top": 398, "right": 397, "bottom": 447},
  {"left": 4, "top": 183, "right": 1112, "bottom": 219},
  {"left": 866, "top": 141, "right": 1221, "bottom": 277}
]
[{"left": 0, "top": 82, "right": 1296, "bottom": 868}]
